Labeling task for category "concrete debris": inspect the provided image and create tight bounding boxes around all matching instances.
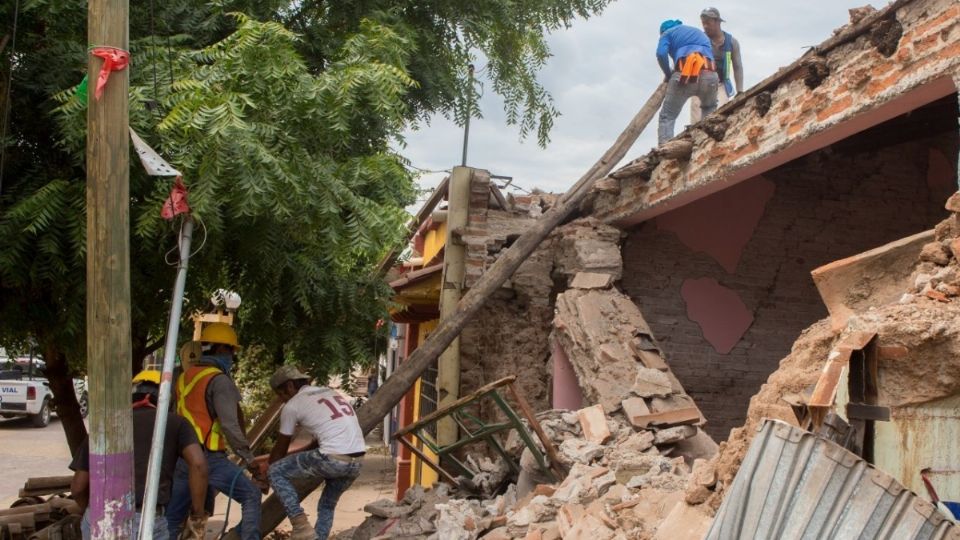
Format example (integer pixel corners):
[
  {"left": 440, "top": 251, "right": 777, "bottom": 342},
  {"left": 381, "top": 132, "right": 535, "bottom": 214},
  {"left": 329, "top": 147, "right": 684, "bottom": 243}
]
[
  {"left": 559, "top": 438, "right": 605, "bottom": 465},
  {"left": 570, "top": 272, "right": 614, "bottom": 290},
  {"left": 436, "top": 499, "right": 486, "bottom": 540},
  {"left": 652, "top": 425, "right": 697, "bottom": 446},
  {"left": 651, "top": 502, "right": 713, "bottom": 540},
  {"left": 355, "top": 399, "right": 706, "bottom": 539}
]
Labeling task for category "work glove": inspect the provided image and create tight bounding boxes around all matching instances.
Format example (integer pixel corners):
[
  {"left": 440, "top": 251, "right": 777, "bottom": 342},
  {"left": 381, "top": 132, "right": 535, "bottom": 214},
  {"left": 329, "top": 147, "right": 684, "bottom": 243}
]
[{"left": 180, "top": 513, "right": 207, "bottom": 540}]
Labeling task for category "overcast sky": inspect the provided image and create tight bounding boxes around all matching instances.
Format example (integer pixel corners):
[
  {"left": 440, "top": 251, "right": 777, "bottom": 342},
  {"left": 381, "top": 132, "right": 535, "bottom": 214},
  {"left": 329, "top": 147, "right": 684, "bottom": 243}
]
[{"left": 400, "top": 0, "right": 883, "bottom": 200}]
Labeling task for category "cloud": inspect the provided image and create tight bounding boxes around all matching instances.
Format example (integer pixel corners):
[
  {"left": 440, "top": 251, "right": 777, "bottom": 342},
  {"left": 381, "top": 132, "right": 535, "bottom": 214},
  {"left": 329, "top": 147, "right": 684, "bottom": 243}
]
[{"left": 402, "top": 0, "right": 880, "bottom": 196}]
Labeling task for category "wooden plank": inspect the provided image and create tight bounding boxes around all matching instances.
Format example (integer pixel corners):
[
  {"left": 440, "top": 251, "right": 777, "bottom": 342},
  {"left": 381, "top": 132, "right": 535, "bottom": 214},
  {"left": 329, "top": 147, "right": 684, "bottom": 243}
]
[
  {"left": 22, "top": 478, "right": 72, "bottom": 492},
  {"left": 506, "top": 382, "right": 567, "bottom": 481}
]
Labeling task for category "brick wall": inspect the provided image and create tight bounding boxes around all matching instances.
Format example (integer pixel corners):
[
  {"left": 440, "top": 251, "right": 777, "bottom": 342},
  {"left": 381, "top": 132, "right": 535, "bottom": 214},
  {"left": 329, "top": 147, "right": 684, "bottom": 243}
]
[
  {"left": 621, "top": 137, "right": 956, "bottom": 440},
  {"left": 597, "top": 0, "right": 960, "bottom": 226}
]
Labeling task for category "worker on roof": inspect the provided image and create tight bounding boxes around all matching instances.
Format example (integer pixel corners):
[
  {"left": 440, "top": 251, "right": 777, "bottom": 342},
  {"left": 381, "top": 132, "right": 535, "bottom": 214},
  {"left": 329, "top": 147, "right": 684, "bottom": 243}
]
[
  {"left": 166, "top": 323, "right": 265, "bottom": 540},
  {"left": 691, "top": 7, "right": 745, "bottom": 123},
  {"left": 265, "top": 366, "right": 366, "bottom": 540},
  {"left": 70, "top": 370, "right": 209, "bottom": 539},
  {"left": 656, "top": 19, "right": 719, "bottom": 145}
]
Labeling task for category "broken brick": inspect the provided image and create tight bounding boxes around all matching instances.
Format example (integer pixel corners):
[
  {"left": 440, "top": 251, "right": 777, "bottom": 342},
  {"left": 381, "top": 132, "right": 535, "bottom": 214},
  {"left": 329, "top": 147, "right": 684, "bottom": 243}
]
[
  {"left": 570, "top": 272, "right": 614, "bottom": 290},
  {"left": 626, "top": 407, "right": 701, "bottom": 429},
  {"left": 950, "top": 238, "right": 960, "bottom": 262},
  {"left": 653, "top": 425, "right": 697, "bottom": 446},
  {"left": 630, "top": 367, "right": 673, "bottom": 398},
  {"left": 945, "top": 192, "right": 960, "bottom": 213},
  {"left": 577, "top": 404, "right": 612, "bottom": 444},
  {"left": 919, "top": 241, "right": 951, "bottom": 266},
  {"left": 925, "top": 289, "right": 951, "bottom": 303},
  {"left": 621, "top": 397, "right": 651, "bottom": 420},
  {"left": 481, "top": 527, "right": 512, "bottom": 540},
  {"left": 533, "top": 484, "right": 557, "bottom": 498},
  {"left": 690, "top": 458, "right": 717, "bottom": 488}
]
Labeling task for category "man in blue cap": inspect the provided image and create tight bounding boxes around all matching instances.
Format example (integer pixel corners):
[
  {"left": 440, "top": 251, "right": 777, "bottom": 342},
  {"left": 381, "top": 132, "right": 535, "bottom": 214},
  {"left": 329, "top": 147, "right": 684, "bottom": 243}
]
[
  {"left": 656, "top": 19, "right": 719, "bottom": 145},
  {"left": 691, "top": 7, "right": 744, "bottom": 122}
]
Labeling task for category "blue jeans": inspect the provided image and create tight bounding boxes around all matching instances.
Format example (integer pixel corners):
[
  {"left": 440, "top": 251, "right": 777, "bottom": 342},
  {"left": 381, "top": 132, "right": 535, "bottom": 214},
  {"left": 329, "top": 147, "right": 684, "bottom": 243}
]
[
  {"left": 81, "top": 509, "right": 169, "bottom": 539},
  {"left": 658, "top": 69, "right": 720, "bottom": 144},
  {"left": 268, "top": 451, "right": 361, "bottom": 540},
  {"left": 167, "top": 451, "right": 262, "bottom": 540}
]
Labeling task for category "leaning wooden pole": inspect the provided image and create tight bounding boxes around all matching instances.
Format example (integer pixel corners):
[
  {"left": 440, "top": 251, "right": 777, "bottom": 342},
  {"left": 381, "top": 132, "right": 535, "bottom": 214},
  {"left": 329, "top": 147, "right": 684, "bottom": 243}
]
[
  {"left": 86, "top": 0, "right": 135, "bottom": 537},
  {"left": 244, "top": 82, "right": 667, "bottom": 538}
]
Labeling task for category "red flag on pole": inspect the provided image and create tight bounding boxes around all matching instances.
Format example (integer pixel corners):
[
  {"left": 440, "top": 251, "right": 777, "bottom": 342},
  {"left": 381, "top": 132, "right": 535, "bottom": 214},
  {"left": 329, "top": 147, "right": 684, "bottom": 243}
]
[
  {"left": 90, "top": 47, "right": 130, "bottom": 101},
  {"left": 161, "top": 177, "right": 191, "bottom": 220}
]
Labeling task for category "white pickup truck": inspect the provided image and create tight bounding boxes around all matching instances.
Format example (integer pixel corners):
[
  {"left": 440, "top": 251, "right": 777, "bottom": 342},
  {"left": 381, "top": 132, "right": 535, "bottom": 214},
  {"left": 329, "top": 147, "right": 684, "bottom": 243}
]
[{"left": 0, "top": 356, "right": 88, "bottom": 428}]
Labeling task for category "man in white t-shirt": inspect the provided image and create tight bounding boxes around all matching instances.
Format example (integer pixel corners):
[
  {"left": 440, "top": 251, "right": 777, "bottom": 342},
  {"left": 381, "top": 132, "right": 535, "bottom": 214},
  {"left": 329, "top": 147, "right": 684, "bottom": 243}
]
[{"left": 266, "top": 366, "right": 366, "bottom": 540}]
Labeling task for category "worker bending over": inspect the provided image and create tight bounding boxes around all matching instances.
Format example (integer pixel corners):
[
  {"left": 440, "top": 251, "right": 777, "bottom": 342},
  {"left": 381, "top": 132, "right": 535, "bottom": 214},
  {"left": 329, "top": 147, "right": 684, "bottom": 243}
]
[
  {"left": 656, "top": 19, "right": 719, "bottom": 145},
  {"left": 70, "top": 370, "right": 208, "bottom": 539},
  {"left": 167, "top": 323, "right": 265, "bottom": 540},
  {"left": 266, "top": 366, "right": 366, "bottom": 540}
]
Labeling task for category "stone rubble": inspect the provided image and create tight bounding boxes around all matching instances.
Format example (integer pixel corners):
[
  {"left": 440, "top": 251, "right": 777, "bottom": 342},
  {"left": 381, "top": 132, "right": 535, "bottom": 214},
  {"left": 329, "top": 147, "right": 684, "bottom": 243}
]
[{"left": 348, "top": 394, "right": 711, "bottom": 540}]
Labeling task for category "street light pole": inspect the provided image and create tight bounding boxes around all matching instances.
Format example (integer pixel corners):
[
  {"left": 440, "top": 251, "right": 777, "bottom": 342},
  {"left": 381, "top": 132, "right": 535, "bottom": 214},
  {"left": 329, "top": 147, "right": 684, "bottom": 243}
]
[{"left": 461, "top": 64, "right": 474, "bottom": 167}]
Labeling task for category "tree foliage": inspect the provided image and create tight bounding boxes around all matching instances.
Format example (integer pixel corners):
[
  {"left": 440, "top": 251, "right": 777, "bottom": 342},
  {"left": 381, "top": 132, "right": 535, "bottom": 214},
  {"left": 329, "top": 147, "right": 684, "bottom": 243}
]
[{"left": 0, "top": 0, "right": 612, "bottom": 391}]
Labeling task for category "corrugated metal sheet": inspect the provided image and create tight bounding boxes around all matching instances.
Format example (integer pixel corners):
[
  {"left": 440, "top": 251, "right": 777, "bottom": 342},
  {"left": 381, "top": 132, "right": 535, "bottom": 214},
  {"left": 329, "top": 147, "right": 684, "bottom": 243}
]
[
  {"left": 706, "top": 419, "right": 959, "bottom": 540},
  {"left": 873, "top": 394, "right": 960, "bottom": 503}
]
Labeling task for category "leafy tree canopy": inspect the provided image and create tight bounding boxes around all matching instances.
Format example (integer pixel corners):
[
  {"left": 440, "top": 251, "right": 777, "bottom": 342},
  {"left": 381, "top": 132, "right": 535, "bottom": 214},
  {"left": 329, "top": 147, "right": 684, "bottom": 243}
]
[{"left": 0, "top": 0, "right": 612, "bottom": 385}]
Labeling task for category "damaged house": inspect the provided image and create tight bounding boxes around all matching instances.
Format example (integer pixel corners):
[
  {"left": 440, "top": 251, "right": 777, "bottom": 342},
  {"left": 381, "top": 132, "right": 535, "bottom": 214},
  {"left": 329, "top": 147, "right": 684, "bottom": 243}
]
[{"left": 371, "top": 0, "right": 960, "bottom": 538}]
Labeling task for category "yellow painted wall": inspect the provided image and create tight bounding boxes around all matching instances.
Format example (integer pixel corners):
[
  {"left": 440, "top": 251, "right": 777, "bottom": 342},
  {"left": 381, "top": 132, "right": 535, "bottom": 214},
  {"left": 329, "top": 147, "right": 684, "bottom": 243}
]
[
  {"left": 410, "top": 320, "right": 440, "bottom": 487},
  {"left": 421, "top": 222, "right": 447, "bottom": 267}
]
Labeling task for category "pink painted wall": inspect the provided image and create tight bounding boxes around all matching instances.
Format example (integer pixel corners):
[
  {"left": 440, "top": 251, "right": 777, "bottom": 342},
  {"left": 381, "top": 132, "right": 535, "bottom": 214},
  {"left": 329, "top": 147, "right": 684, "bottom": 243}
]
[
  {"left": 656, "top": 176, "right": 776, "bottom": 273},
  {"left": 680, "top": 277, "right": 754, "bottom": 354},
  {"left": 551, "top": 340, "right": 583, "bottom": 410}
]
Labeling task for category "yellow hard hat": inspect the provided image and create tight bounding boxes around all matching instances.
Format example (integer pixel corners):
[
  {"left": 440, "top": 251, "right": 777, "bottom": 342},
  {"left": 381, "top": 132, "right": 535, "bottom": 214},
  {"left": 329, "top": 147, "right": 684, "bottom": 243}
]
[
  {"left": 200, "top": 322, "right": 240, "bottom": 349},
  {"left": 132, "top": 370, "right": 161, "bottom": 385}
]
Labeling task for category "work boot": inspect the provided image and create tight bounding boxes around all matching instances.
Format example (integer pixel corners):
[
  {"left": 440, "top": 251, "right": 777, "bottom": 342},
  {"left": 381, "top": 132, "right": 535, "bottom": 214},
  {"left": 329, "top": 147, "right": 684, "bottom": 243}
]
[{"left": 290, "top": 514, "right": 316, "bottom": 540}]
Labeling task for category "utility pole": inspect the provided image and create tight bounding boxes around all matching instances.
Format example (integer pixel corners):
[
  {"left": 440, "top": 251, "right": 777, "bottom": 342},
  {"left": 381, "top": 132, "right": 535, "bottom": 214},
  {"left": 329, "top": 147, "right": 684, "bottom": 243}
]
[
  {"left": 461, "top": 64, "right": 474, "bottom": 167},
  {"left": 87, "top": 0, "right": 135, "bottom": 536}
]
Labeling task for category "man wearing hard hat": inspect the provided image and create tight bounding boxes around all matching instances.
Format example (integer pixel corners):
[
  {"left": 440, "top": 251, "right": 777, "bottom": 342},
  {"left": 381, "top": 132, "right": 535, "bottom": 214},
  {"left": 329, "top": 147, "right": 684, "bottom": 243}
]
[
  {"left": 166, "top": 323, "right": 265, "bottom": 540},
  {"left": 265, "top": 366, "right": 366, "bottom": 540},
  {"left": 69, "top": 370, "right": 209, "bottom": 539}
]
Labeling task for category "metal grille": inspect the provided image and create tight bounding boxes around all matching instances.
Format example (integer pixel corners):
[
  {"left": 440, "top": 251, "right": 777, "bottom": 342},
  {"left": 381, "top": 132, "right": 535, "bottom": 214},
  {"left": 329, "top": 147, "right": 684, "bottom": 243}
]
[{"left": 418, "top": 360, "right": 438, "bottom": 438}]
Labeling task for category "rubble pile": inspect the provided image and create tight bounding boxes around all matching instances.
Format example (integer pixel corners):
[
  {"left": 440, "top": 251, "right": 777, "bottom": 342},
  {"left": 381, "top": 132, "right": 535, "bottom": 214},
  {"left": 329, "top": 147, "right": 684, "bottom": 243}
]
[{"left": 352, "top": 395, "right": 717, "bottom": 540}]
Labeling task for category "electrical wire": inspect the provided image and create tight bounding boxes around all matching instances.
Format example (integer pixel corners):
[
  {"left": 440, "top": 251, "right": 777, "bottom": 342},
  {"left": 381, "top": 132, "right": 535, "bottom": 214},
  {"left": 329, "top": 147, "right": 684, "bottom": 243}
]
[
  {"left": 164, "top": 214, "right": 207, "bottom": 266},
  {"left": 0, "top": 0, "right": 21, "bottom": 196}
]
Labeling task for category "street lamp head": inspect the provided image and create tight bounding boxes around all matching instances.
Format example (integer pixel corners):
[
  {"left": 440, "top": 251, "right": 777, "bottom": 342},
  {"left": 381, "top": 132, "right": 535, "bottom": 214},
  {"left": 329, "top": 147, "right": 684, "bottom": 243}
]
[{"left": 211, "top": 288, "right": 242, "bottom": 311}]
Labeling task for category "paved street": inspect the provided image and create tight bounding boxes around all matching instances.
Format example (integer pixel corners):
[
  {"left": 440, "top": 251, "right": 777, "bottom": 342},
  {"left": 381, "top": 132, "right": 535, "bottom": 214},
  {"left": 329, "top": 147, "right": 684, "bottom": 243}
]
[
  {"left": 0, "top": 416, "right": 394, "bottom": 537},
  {"left": 0, "top": 416, "right": 74, "bottom": 507}
]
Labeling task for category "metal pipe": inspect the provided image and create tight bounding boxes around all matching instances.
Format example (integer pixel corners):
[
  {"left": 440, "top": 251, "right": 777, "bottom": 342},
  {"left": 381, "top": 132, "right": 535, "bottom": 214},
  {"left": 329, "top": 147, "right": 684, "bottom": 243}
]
[{"left": 138, "top": 216, "right": 193, "bottom": 540}]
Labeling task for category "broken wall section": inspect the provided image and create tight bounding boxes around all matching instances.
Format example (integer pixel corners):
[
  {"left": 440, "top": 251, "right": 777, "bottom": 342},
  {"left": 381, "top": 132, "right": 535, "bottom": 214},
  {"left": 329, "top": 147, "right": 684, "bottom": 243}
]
[
  {"left": 700, "top": 194, "right": 960, "bottom": 513},
  {"left": 457, "top": 178, "right": 625, "bottom": 423},
  {"left": 622, "top": 135, "right": 956, "bottom": 440}
]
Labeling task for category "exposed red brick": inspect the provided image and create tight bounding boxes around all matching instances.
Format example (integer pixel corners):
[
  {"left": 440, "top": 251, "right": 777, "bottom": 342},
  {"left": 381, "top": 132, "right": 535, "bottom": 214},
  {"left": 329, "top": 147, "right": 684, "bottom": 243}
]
[
  {"left": 816, "top": 95, "right": 854, "bottom": 122},
  {"left": 925, "top": 289, "right": 951, "bottom": 303}
]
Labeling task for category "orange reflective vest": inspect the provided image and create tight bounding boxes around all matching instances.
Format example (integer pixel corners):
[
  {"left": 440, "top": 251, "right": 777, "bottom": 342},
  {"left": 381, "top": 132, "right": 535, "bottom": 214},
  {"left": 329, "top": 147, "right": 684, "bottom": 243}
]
[{"left": 176, "top": 366, "right": 226, "bottom": 451}]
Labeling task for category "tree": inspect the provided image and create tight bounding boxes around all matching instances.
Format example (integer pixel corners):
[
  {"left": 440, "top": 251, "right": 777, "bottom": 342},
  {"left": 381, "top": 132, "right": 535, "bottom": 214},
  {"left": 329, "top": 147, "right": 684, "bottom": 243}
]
[{"left": 0, "top": 0, "right": 612, "bottom": 451}]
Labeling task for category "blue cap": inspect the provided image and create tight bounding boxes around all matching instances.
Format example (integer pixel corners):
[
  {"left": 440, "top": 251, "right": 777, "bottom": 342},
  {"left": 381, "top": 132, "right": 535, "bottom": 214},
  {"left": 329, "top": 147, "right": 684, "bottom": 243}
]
[{"left": 660, "top": 20, "right": 683, "bottom": 34}]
